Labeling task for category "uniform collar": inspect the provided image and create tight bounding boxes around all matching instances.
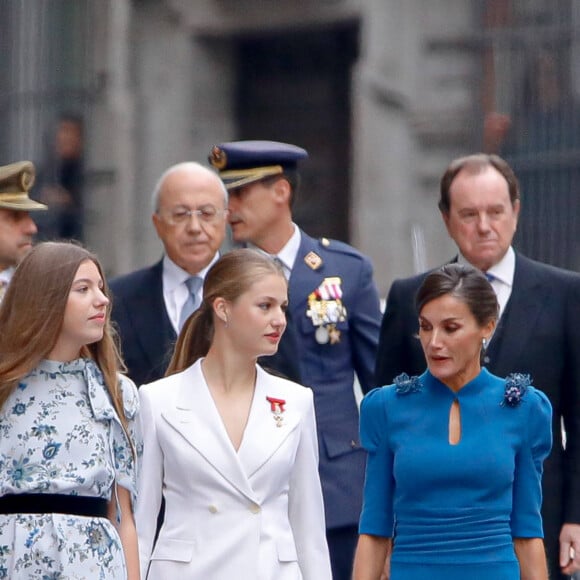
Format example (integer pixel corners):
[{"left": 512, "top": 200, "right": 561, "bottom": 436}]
[
  {"left": 249, "top": 223, "right": 301, "bottom": 276},
  {"left": 0, "top": 266, "right": 15, "bottom": 286}
]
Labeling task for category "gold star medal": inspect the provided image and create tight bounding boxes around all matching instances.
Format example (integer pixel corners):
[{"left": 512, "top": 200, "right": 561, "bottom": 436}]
[{"left": 328, "top": 324, "right": 341, "bottom": 344}]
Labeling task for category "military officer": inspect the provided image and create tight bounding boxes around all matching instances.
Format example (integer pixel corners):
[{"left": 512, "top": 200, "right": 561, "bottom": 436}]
[
  {"left": 0, "top": 160, "right": 47, "bottom": 302},
  {"left": 209, "top": 140, "right": 382, "bottom": 580}
]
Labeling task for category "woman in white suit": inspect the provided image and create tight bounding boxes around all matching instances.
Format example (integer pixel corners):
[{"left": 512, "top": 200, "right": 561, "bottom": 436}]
[{"left": 136, "top": 249, "right": 331, "bottom": 580}]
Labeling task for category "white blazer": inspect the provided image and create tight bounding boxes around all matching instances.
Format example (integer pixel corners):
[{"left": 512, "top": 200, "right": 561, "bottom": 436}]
[{"left": 136, "top": 360, "right": 332, "bottom": 580}]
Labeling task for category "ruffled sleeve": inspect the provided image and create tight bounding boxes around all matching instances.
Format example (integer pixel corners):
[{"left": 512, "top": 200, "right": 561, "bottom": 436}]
[
  {"left": 358, "top": 387, "right": 395, "bottom": 537},
  {"left": 84, "top": 360, "right": 141, "bottom": 514},
  {"left": 510, "top": 387, "right": 553, "bottom": 537},
  {"left": 113, "top": 374, "right": 141, "bottom": 504}
]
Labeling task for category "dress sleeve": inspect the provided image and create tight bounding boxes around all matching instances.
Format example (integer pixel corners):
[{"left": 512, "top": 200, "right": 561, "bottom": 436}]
[
  {"left": 113, "top": 374, "right": 141, "bottom": 504},
  {"left": 511, "top": 387, "right": 553, "bottom": 538},
  {"left": 358, "top": 387, "right": 395, "bottom": 537}
]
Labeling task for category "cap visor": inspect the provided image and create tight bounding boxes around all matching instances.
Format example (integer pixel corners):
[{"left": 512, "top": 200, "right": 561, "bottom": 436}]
[
  {"left": 0, "top": 199, "right": 48, "bottom": 211},
  {"left": 223, "top": 174, "right": 272, "bottom": 190},
  {"left": 220, "top": 165, "right": 284, "bottom": 191}
]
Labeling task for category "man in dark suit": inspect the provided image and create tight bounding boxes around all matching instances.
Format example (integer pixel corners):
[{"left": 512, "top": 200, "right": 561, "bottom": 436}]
[
  {"left": 375, "top": 153, "right": 580, "bottom": 579},
  {"left": 209, "top": 140, "right": 382, "bottom": 580},
  {"left": 110, "top": 162, "right": 228, "bottom": 386}
]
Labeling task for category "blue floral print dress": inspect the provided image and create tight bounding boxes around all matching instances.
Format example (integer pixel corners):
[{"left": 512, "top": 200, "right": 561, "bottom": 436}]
[{"left": 0, "top": 358, "right": 140, "bottom": 580}]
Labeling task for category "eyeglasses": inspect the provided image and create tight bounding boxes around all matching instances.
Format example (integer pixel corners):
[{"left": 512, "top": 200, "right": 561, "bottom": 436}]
[{"left": 160, "top": 205, "right": 228, "bottom": 226}]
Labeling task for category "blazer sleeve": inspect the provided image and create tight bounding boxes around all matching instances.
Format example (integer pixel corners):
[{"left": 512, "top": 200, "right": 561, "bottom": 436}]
[
  {"left": 110, "top": 288, "right": 145, "bottom": 385},
  {"left": 349, "top": 255, "right": 382, "bottom": 394},
  {"left": 109, "top": 284, "right": 135, "bottom": 358},
  {"left": 511, "top": 388, "right": 553, "bottom": 537},
  {"left": 288, "top": 388, "right": 333, "bottom": 580},
  {"left": 563, "top": 274, "right": 580, "bottom": 522},
  {"left": 135, "top": 384, "right": 165, "bottom": 580},
  {"left": 358, "top": 387, "right": 395, "bottom": 537},
  {"left": 375, "top": 278, "right": 424, "bottom": 388}
]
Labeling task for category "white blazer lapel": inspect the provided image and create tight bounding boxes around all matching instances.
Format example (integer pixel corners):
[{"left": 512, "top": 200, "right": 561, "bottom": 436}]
[
  {"left": 161, "top": 361, "right": 257, "bottom": 502},
  {"left": 238, "top": 366, "right": 301, "bottom": 478}
]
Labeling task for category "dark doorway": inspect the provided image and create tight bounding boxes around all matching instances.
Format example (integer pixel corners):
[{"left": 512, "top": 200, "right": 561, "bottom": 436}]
[{"left": 237, "top": 23, "right": 359, "bottom": 242}]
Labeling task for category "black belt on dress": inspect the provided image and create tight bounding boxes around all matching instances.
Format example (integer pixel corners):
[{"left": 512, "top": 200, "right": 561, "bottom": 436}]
[{"left": 0, "top": 494, "right": 109, "bottom": 517}]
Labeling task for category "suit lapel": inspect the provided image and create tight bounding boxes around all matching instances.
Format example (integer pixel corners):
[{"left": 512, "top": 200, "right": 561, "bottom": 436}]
[
  {"left": 161, "top": 362, "right": 257, "bottom": 502},
  {"left": 488, "top": 254, "right": 548, "bottom": 370},
  {"left": 238, "top": 367, "right": 300, "bottom": 479}
]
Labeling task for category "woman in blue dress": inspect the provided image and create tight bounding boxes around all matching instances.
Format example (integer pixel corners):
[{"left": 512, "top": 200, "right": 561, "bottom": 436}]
[
  {"left": 353, "top": 264, "right": 552, "bottom": 580},
  {"left": 0, "top": 242, "right": 140, "bottom": 579}
]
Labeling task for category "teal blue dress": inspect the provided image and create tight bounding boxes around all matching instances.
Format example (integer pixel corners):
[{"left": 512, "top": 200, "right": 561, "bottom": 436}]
[{"left": 358, "top": 368, "right": 552, "bottom": 579}]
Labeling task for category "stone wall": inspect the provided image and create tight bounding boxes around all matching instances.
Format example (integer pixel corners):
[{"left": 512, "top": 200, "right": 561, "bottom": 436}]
[
  {"left": 352, "top": 0, "right": 481, "bottom": 296},
  {"left": 89, "top": 0, "right": 481, "bottom": 291}
]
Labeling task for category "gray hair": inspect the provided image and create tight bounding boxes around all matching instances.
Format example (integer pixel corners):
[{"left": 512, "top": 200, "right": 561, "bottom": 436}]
[{"left": 150, "top": 162, "right": 228, "bottom": 213}]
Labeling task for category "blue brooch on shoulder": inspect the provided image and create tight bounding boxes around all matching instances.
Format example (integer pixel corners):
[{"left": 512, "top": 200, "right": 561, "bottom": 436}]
[
  {"left": 394, "top": 373, "right": 422, "bottom": 395},
  {"left": 502, "top": 373, "right": 531, "bottom": 407}
]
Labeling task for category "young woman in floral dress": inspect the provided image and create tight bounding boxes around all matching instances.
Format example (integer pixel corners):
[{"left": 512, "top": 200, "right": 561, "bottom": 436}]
[{"left": 0, "top": 242, "right": 140, "bottom": 579}]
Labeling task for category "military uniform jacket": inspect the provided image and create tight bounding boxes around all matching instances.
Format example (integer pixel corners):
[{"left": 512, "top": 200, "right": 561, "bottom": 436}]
[{"left": 287, "top": 230, "right": 382, "bottom": 529}]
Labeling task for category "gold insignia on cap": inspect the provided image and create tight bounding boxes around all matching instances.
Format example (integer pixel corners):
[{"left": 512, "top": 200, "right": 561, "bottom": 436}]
[
  {"left": 209, "top": 146, "right": 227, "bottom": 170},
  {"left": 19, "top": 165, "right": 34, "bottom": 191},
  {"left": 304, "top": 251, "right": 323, "bottom": 270},
  {"left": 321, "top": 237, "right": 330, "bottom": 247},
  {"left": 0, "top": 160, "right": 46, "bottom": 212}
]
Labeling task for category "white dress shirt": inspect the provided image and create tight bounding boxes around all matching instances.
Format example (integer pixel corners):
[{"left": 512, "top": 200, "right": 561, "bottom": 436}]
[
  {"left": 161, "top": 254, "right": 218, "bottom": 333},
  {"left": 249, "top": 223, "right": 301, "bottom": 280},
  {"left": 0, "top": 267, "right": 14, "bottom": 303},
  {"left": 458, "top": 246, "right": 515, "bottom": 318},
  {"left": 0, "top": 266, "right": 14, "bottom": 287}
]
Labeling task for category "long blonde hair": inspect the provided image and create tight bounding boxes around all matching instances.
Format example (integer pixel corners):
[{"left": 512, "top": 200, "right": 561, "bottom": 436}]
[
  {"left": 0, "top": 242, "right": 129, "bottom": 434},
  {"left": 166, "top": 248, "right": 285, "bottom": 375}
]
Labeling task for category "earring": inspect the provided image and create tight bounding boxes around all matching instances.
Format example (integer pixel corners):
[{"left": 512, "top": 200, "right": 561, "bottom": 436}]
[
  {"left": 223, "top": 313, "right": 228, "bottom": 328},
  {"left": 482, "top": 337, "right": 488, "bottom": 351}
]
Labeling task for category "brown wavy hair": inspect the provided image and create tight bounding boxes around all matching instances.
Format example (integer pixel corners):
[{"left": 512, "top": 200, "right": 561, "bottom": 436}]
[
  {"left": 166, "top": 248, "right": 286, "bottom": 375},
  {"left": 0, "top": 242, "right": 129, "bottom": 434}
]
